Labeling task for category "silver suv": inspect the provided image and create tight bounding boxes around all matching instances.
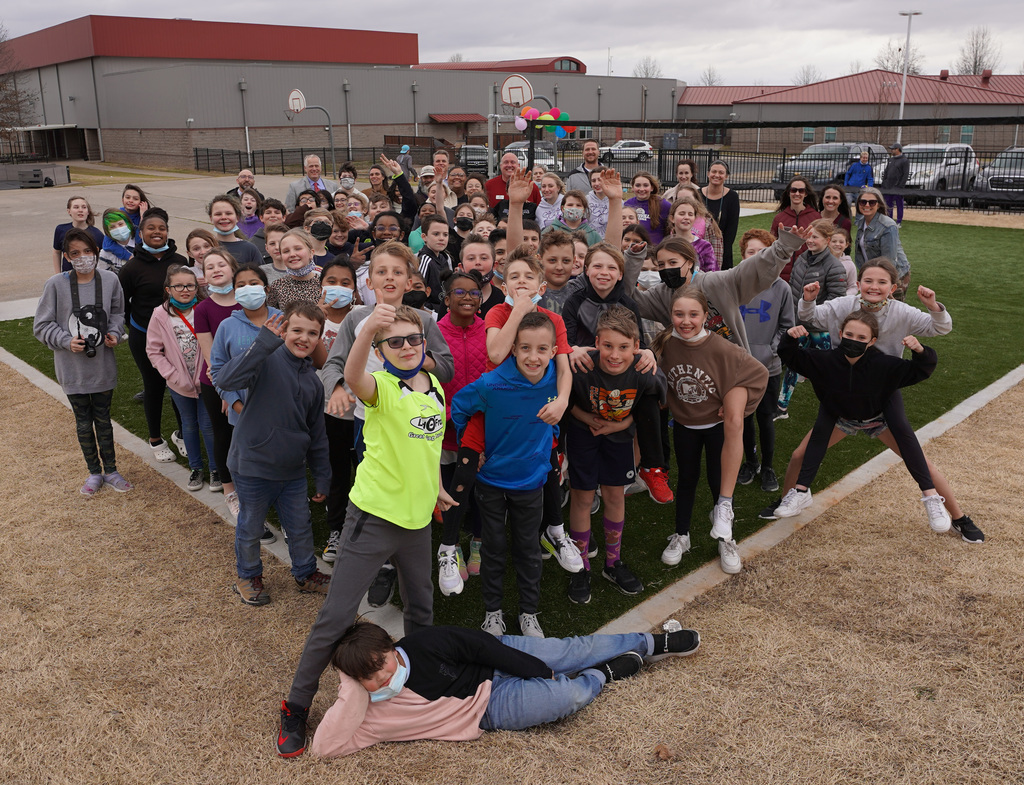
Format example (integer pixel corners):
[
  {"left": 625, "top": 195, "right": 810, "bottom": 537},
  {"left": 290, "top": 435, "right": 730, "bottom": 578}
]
[
  {"left": 902, "top": 143, "right": 979, "bottom": 195},
  {"left": 974, "top": 147, "right": 1024, "bottom": 209}
]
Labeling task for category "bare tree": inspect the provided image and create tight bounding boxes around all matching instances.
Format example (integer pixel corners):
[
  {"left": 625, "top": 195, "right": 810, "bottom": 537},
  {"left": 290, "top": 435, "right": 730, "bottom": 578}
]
[
  {"left": 874, "top": 38, "right": 923, "bottom": 75},
  {"left": 698, "top": 65, "right": 722, "bottom": 86},
  {"left": 633, "top": 56, "right": 663, "bottom": 79},
  {"left": 792, "top": 65, "right": 823, "bottom": 85},
  {"left": 954, "top": 26, "right": 1002, "bottom": 74},
  {"left": 847, "top": 59, "right": 864, "bottom": 75},
  {"left": 0, "top": 24, "right": 37, "bottom": 150},
  {"left": 447, "top": 53, "right": 465, "bottom": 63}
]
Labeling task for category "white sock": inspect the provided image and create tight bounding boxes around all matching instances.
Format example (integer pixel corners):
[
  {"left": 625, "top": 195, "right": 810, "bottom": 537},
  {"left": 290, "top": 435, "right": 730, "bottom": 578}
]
[{"left": 546, "top": 524, "right": 567, "bottom": 541}]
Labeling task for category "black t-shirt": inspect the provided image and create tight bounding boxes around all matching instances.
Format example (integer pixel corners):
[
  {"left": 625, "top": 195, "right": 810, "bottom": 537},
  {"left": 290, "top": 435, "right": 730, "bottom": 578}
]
[{"left": 569, "top": 352, "right": 666, "bottom": 442}]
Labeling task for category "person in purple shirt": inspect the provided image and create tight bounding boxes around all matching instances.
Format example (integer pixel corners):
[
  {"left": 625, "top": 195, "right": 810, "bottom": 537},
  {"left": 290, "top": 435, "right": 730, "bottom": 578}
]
[{"left": 624, "top": 172, "right": 671, "bottom": 245}]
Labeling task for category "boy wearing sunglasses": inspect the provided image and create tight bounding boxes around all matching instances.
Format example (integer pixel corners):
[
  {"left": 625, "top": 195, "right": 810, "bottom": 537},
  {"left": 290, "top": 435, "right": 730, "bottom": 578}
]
[{"left": 278, "top": 243, "right": 456, "bottom": 758}]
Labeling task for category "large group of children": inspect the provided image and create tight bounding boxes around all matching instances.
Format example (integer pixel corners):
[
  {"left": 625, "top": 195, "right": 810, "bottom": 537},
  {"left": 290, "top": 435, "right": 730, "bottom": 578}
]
[{"left": 33, "top": 151, "right": 985, "bottom": 759}]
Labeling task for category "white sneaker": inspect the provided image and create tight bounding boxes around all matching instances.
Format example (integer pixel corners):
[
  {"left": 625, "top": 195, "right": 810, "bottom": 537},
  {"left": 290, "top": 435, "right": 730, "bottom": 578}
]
[
  {"left": 661, "top": 533, "right": 691, "bottom": 566},
  {"left": 150, "top": 439, "right": 175, "bottom": 463},
  {"left": 437, "top": 549, "right": 465, "bottom": 596},
  {"left": 718, "top": 538, "right": 742, "bottom": 574},
  {"left": 481, "top": 610, "right": 505, "bottom": 637},
  {"left": 170, "top": 430, "right": 187, "bottom": 458},
  {"left": 225, "top": 491, "right": 240, "bottom": 519},
  {"left": 540, "top": 529, "right": 584, "bottom": 573},
  {"left": 518, "top": 612, "right": 544, "bottom": 638},
  {"left": 922, "top": 494, "right": 952, "bottom": 533},
  {"left": 322, "top": 530, "right": 342, "bottom": 563},
  {"left": 775, "top": 488, "right": 813, "bottom": 518},
  {"left": 709, "top": 499, "right": 734, "bottom": 540}
]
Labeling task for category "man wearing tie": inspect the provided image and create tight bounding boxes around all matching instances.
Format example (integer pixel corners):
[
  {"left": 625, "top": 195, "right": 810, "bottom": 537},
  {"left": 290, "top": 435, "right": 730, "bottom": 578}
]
[{"left": 286, "top": 155, "right": 339, "bottom": 210}]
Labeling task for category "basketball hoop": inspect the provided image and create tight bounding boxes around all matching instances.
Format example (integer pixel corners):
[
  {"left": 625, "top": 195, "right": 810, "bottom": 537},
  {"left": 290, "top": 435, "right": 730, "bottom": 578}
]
[{"left": 500, "top": 74, "right": 534, "bottom": 108}]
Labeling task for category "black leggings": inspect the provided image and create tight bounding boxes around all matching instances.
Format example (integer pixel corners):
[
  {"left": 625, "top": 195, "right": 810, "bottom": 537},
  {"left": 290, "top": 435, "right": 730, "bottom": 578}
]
[
  {"left": 672, "top": 423, "right": 724, "bottom": 536},
  {"left": 634, "top": 395, "right": 668, "bottom": 470},
  {"left": 325, "top": 414, "right": 355, "bottom": 533},
  {"left": 199, "top": 383, "right": 234, "bottom": 483},
  {"left": 128, "top": 325, "right": 181, "bottom": 441},
  {"left": 798, "top": 394, "right": 934, "bottom": 492},
  {"left": 68, "top": 390, "right": 116, "bottom": 475},
  {"left": 742, "top": 373, "right": 780, "bottom": 467}
]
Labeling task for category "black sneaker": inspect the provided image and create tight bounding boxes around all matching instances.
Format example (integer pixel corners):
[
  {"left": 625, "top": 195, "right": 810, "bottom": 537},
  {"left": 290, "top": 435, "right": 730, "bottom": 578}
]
[
  {"left": 602, "top": 560, "right": 643, "bottom": 595},
  {"left": 186, "top": 468, "right": 204, "bottom": 492},
  {"left": 597, "top": 651, "right": 643, "bottom": 682},
  {"left": 568, "top": 570, "right": 591, "bottom": 604},
  {"left": 276, "top": 700, "right": 308, "bottom": 758},
  {"left": 759, "top": 497, "right": 782, "bottom": 520},
  {"left": 646, "top": 628, "right": 701, "bottom": 663},
  {"left": 367, "top": 565, "right": 397, "bottom": 607},
  {"left": 133, "top": 391, "right": 145, "bottom": 403},
  {"left": 737, "top": 461, "right": 760, "bottom": 485},
  {"left": 760, "top": 466, "right": 780, "bottom": 493},
  {"left": 951, "top": 515, "right": 985, "bottom": 544},
  {"left": 209, "top": 470, "right": 223, "bottom": 493},
  {"left": 260, "top": 526, "right": 278, "bottom": 545}
]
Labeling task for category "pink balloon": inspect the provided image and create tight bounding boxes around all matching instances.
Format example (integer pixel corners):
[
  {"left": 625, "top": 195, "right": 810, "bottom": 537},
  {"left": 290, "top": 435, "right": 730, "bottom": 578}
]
[
  {"left": 525, "top": 108, "right": 540, "bottom": 121},
  {"left": 514, "top": 117, "right": 528, "bottom": 131},
  {"left": 549, "top": 107, "right": 560, "bottom": 117}
]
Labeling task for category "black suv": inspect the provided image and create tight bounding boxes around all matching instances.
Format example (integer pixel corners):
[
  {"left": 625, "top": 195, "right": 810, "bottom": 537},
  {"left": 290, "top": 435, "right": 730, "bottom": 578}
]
[
  {"left": 457, "top": 145, "right": 492, "bottom": 174},
  {"left": 772, "top": 142, "right": 889, "bottom": 197}
]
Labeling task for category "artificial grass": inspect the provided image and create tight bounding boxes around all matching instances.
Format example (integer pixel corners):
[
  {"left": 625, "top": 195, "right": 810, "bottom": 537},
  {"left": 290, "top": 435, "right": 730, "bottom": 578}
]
[{"left": 2, "top": 217, "right": 1021, "bottom": 638}]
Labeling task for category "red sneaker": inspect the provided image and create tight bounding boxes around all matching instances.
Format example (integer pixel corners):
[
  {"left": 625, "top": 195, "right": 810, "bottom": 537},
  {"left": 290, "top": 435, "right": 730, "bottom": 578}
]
[{"left": 638, "top": 467, "right": 674, "bottom": 504}]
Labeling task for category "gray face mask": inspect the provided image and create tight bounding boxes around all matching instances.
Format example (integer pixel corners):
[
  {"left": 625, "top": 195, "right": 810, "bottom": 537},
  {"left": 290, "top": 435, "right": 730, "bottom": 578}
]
[{"left": 339, "top": 177, "right": 356, "bottom": 190}]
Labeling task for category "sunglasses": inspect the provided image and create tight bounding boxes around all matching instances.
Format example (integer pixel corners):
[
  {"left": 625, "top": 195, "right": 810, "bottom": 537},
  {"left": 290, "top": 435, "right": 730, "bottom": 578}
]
[
  {"left": 374, "top": 333, "right": 425, "bottom": 350},
  {"left": 449, "top": 288, "right": 482, "bottom": 299},
  {"left": 789, "top": 187, "right": 807, "bottom": 194},
  {"left": 858, "top": 199, "right": 879, "bottom": 206}
]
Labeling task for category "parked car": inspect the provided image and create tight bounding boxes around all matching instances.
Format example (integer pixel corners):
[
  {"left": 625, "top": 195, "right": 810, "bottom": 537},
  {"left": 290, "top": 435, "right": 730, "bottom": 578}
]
[
  {"left": 503, "top": 140, "right": 556, "bottom": 171},
  {"left": 772, "top": 142, "right": 889, "bottom": 196},
  {"left": 901, "top": 143, "right": 979, "bottom": 204},
  {"left": 457, "top": 145, "right": 492, "bottom": 174},
  {"left": 599, "top": 139, "right": 654, "bottom": 163},
  {"left": 973, "top": 147, "right": 1024, "bottom": 209}
]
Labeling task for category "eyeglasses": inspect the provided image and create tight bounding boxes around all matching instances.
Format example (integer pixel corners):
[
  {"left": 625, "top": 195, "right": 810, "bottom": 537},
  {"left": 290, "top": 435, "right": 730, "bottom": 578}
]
[
  {"left": 169, "top": 283, "right": 198, "bottom": 292},
  {"left": 789, "top": 187, "right": 806, "bottom": 194},
  {"left": 450, "top": 288, "right": 482, "bottom": 299},
  {"left": 375, "top": 333, "right": 425, "bottom": 350},
  {"left": 858, "top": 199, "right": 879, "bottom": 206}
]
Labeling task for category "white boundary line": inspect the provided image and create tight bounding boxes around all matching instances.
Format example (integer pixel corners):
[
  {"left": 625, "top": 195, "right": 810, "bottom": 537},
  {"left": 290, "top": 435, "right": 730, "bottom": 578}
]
[
  {"left": 0, "top": 344, "right": 404, "bottom": 633},
  {"left": 598, "top": 362, "right": 1024, "bottom": 635}
]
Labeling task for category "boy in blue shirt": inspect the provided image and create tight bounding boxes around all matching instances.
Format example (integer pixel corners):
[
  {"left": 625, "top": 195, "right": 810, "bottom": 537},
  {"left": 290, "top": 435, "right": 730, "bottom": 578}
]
[
  {"left": 216, "top": 301, "right": 332, "bottom": 607},
  {"left": 452, "top": 311, "right": 563, "bottom": 639}
]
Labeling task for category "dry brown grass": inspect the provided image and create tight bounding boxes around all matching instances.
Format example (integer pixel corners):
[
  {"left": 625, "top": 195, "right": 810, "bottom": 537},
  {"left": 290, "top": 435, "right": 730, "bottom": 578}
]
[{"left": 2, "top": 360, "right": 1022, "bottom": 785}]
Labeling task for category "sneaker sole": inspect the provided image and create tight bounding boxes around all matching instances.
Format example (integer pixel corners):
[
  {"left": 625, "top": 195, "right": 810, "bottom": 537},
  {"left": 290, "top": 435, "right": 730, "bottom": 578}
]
[
  {"left": 720, "top": 559, "right": 743, "bottom": 575},
  {"left": 233, "top": 583, "right": 271, "bottom": 606},
  {"left": 103, "top": 481, "right": 133, "bottom": 493},
  {"left": 275, "top": 737, "right": 307, "bottom": 758},
  {"left": 761, "top": 480, "right": 780, "bottom": 492},
  {"left": 646, "top": 488, "right": 673, "bottom": 504},
  {"left": 602, "top": 572, "right": 643, "bottom": 596},
  {"left": 568, "top": 592, "right": 591, "bottom": 605},
  {"left": 953, "top": 531, "right": 985, "bottom": 544},
  {"left": 439, "top": 580, "right": 464, "bottom": 597}
]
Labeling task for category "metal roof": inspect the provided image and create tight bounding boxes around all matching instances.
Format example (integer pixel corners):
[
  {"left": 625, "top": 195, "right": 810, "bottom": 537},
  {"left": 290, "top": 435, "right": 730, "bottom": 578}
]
[
  {"left": 677, "top": 85, "right": 788, "bottom": 106},
  {"left": 735, "top": 70, "right": 1024, "bottom": 105},
  {"left": 3, "top": 15, "right": 418, "bottom": 72},
  {"left": 428, "top": 113, "right": 488, "bottom": 124},
  {"left": 414, "top": 57, "right": 587, "bottom": 74},
  {"left": 936, "top": 74, "right": 1024, "bottom": 96}
]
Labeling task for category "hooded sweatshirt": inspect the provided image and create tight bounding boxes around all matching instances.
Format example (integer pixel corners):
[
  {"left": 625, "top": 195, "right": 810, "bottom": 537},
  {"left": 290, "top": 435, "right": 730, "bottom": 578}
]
[
  {"left": 209, "top": 306, "right": 284, "bottom": 425},
  {"left": 562, "top": 278, "right": 647, "bottom": 349},
  {"left": 740, "top": 279, "right": 794, "bottom": 376},
  {"left": 451, "top": 355, "right": 558, "bottom": 491},
  {"left": 118, "top": 240, "right": 188, "bottom": 331}
]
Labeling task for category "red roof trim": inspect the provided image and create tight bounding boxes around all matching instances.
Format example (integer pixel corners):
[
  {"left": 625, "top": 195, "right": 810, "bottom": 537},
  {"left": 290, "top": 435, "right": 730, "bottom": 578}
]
[
  {"left": 415, "top": 57, "right": 586, "bottom": 74},
  {"left": 4, "top": 15, "right": 418, "bottom": 72},
  {"left": 428, "top": 113, "right": 487, "bottom": 124}
]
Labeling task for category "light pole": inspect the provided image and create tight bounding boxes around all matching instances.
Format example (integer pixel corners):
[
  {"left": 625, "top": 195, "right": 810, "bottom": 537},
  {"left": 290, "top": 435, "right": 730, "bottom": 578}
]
[{"left": 896, "top": 10, "right": 922, "bottom": 144}]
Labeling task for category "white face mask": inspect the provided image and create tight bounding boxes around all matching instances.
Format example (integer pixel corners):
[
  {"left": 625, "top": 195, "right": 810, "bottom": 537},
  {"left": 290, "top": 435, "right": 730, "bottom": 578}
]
[
  {"left": 70, "top": 254, "right": 98, "bottom": 274},
  {"left": 637, "top": 270, "right": 661, "bottom": 290}
]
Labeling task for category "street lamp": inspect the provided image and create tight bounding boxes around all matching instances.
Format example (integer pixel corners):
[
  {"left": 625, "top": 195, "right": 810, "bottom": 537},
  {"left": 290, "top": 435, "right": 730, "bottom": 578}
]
[{"left": 896, "top": 10, "right": 922, "bottom": 144}]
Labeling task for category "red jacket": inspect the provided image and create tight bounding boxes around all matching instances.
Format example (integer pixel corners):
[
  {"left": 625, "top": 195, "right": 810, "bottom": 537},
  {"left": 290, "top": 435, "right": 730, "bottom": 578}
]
[{"left": 770, "top": 206, "right": 821, "bottom": 282}]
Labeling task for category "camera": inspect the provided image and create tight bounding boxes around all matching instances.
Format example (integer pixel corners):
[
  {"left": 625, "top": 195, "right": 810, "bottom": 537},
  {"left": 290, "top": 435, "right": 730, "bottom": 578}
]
[
  {"left": 77, "top": 304, "right": 108, "bottom": 359},
  {"left": 81, "top": 330, "right": 103, "bottom": 358}
]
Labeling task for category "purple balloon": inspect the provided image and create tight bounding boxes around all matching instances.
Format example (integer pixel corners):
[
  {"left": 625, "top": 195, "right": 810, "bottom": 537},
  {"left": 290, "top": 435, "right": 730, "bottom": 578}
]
[{"left": 514, "top": 117, "right": 528, "bottom": 131}]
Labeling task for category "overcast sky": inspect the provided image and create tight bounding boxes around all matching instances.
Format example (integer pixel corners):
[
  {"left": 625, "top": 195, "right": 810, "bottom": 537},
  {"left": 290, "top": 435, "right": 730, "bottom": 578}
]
[{"left": 5, "top": 2, "right": 1024, "bottom": 86}]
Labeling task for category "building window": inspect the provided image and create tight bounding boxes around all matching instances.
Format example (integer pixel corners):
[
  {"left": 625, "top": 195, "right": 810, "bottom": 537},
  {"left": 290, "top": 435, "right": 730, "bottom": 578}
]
[
  {"left": 824, "top": 127, "right": 837, "bottom": 142},
  {"left": 703, "top": 127, "right": 729, "bottom": 145},
  {"left": 802, "top": 127, "right": 815, "bottom": 143},
  {"left": 575, "top": 126, "right": 594, "bottom": 139},
  {"left": 937, "top": 125, "right": 951, "bottom": 143},
  {"left": 555, "top": 59, "right": 580, "bottom": 72},
  {"left": 960, "top": 125, "right": 974, "bottom": 145}
]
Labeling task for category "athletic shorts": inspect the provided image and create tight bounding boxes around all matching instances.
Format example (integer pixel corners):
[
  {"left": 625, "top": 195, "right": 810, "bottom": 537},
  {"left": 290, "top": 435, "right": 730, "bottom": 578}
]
[
  {"left": 566, "top": 425, "right": 635, "bottom": 491},
  {"left": 836, "top": 414, "right": 888, "bottom": 439}
]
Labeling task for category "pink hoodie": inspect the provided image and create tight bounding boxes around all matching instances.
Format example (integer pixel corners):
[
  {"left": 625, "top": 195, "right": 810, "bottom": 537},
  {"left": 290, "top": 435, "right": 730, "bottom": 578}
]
[
  {"left": 310, "top": 670, "right": 492, "bottom": 758},
  {"left": 145, "top": 305, "right": 205, "bottom": 397}
]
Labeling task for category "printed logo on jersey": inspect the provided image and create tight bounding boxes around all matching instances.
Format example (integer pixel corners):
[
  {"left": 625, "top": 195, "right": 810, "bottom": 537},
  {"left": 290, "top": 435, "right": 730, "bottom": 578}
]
[
  {"left": 666, "top": 363, "right": 717, "bottom": 404},
  {"left": 408, "top": 401, "right": 444, "bottom": 441},
  {"left": 588, "top": 385, "right": 638, "bottom": 422}
]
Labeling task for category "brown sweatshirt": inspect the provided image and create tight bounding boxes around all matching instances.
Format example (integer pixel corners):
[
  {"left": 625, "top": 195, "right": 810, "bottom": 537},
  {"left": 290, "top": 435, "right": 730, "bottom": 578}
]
[{"left": 660, "top": 331, "right": 768, "bottom": 426}]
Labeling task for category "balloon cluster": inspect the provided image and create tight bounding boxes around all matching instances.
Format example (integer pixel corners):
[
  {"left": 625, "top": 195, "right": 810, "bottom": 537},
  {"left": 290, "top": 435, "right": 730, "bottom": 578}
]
[{"left": 514, "top": 106, "right": 577, "bottom": 138}]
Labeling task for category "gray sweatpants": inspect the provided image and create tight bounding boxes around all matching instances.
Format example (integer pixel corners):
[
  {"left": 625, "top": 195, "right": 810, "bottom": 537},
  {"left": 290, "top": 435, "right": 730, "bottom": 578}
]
[{"left": 287, "top": 501, "right": 433, "bottom": 707}]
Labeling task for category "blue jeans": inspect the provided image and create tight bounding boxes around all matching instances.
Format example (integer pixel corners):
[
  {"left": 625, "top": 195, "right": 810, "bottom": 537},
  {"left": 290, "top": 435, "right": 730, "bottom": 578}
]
[
  {"left": 479, "top": 632, "right": 652, "bottom": 730},
  {"left": 168, "top": 390, "right": 215, "bottom": 472},
  {"left": 233, "top": 474, "right": 317, "bottom": 581}
]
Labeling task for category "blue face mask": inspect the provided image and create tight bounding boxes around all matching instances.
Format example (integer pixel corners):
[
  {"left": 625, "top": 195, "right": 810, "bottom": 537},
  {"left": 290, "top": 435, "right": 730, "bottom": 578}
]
[
  {"left": 382, "top": 349, "right": 426, "bottom": 380},
  {"left": 234, "top": 284, "right": 267, "bottom": 310},
  {"left": 169, "top": 296, "right": 197, "bottom": 311},
  {"left": 368, "top": 655, "right": 409, "bottom": 703},
  {"left": 208, "top": 282, "right": 234, "bottom": 295},
  {"left": 110, "top": 225, "right": 132, "bottom": 243},
  {"left": 213, "top": 224, "right": 239, "bottom": 236},
  {"left": 323, "top": 286, "right": 354, "bottom": 309},
  {"left": 142, "top": 242, "right": 169, "bottom": 254},
  {"left": 287, "top": 261, "right": 318, "bottom": 278},
  {"left": 504, "top": 293, "right": 543, "bottom": 307}
]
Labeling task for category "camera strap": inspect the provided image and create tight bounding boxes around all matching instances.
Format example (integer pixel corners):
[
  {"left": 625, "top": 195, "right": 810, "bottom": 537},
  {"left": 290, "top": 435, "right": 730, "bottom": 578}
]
[{"left": 69, "top": 269, "right": 103, "bottom": 322}]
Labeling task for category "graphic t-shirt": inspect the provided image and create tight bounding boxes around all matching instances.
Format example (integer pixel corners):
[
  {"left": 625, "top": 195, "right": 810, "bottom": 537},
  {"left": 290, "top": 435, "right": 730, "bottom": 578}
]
[
  {"left": 349, "top": 371, "right": 445, "bottom": 529},
  {"left": 569, "top": 352, "right": 666, "bottom": 442},
  {"left": 168, "top": 311, "right": 199, "bottom": 377}
]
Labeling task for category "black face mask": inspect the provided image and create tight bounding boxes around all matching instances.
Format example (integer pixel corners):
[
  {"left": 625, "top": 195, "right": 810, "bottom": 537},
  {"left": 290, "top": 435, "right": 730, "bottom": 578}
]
[
  {"left": 839, "top": 337, "right": 870, "bottom": 358},
  {"left": 659, "top": 267, "right": 688, "bottom": 289},
  {"left": 403, "top": 291, "right": 429, "bottom": 309},
  {"left": 455, "top": 217, "right": 474, "bottom": 231},
  {"left": 309, "top": 222, "right": 333, "bottom": 241}
]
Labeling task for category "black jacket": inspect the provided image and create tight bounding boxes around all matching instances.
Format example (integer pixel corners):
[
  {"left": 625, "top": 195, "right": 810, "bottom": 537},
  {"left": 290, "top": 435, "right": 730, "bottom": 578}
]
[
  {"left": 118, "top": 240, "right": 188, "bottom": 330},
  {"left": 882, "top": 154, "right": 910, "bottom": 189}
]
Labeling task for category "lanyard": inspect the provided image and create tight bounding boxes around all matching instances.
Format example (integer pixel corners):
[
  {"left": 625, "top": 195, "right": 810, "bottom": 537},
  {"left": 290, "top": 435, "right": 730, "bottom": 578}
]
[{"left": 173, "top": 308, "right": 199, "bottom": 341}]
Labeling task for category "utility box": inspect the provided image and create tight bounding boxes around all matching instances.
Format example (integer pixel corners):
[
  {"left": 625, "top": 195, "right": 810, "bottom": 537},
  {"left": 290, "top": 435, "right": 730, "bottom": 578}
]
[
  {"left": 19, "top": 169, "right": 44, "bottom": 188},
  {"left": 662, "top": 133, "right": 680, "bottom": 150}
]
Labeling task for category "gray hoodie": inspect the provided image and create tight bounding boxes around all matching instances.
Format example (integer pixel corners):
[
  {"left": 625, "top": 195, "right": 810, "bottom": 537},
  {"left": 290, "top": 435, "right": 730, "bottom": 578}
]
[{"left": 740, "top": 279, "right": 794, "bottom": 376}]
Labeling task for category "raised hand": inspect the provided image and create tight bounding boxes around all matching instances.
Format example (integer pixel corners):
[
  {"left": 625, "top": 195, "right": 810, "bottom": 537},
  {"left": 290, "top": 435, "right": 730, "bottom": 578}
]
[
  {"left": 265, "top": 313, "right": 287, "bottom": 338},
  {"left": 803, "top": 281, "right": 821, "bottom": 302},
  {"left": 902, "top": 335, "right": 924, "bottom": 353},
  {"left": 379, "top": 153, "right": 402, "bottom": 177},
  {"left": 916, "top": 285, "right": 939, "bottom": 312},
  {"left": 507, "top": 167, "right": 534, "bottom": 204},
  {"left": 787, "top": 325, "right": 809, "bottom": 339},
  {"left": 600, "top": 168, "right": 623, "bottom": 201}
]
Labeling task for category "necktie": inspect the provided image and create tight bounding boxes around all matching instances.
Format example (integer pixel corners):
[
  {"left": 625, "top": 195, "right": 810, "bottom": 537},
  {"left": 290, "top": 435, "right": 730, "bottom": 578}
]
[{"left": 313, "top": 182, "right": 320, "bottom": 192}]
